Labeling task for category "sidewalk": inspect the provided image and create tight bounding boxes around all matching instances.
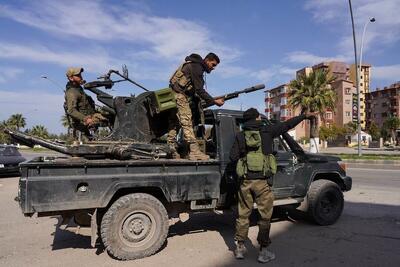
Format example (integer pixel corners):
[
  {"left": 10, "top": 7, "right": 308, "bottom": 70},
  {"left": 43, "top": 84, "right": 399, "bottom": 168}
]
[{"left": 315, "top": 146, "right": 400, "bottom": 155}]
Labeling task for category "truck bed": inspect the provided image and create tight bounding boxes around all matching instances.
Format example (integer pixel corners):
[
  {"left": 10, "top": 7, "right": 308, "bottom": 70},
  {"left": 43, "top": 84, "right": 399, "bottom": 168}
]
[{"left": 19, "top": 156, "right": 222, "bottom": 216}]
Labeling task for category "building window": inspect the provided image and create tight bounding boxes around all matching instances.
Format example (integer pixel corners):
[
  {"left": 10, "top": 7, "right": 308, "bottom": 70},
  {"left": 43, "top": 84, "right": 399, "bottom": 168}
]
[
  {"left": 345, "top": 99, "right": 351, "bottom": 105},
  {"left": 345, "top": 88, "right": 351, "bottom": 95},
  {"left": 360, "top": 83, "right": 363, "bottom": 86},
  {"left": 325, "top": 112, "right": 332, "bottom": 119},
  {"left": 345, "top": 111, "right": 351, "bottom": 117},
  {"left": 280, "top": 97, "right": 287, "bottom": 106}
]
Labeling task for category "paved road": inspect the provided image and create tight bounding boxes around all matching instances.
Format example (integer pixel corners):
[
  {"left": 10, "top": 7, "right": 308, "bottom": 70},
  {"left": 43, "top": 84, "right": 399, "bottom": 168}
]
[{"left": 0, "top": 167, "right": 399, "bottom": 267}]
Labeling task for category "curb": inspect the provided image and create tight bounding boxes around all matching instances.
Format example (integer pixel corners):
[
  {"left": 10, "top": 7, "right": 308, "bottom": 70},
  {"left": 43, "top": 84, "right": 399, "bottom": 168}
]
[{"left": 343, "top": 159, "right": 400, "bottom": 165}]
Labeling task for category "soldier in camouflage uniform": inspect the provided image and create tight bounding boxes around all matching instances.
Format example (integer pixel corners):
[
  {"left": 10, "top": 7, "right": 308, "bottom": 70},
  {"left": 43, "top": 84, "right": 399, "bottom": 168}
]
[
  {"left": 168, "top": 53, "right": 225, "bottom": 160},
  {"left": 64, "top": 67, "right": 107, "bottom": 140},
  {"left": 230, "top": 108, "right": 316, "bottom": 263}
]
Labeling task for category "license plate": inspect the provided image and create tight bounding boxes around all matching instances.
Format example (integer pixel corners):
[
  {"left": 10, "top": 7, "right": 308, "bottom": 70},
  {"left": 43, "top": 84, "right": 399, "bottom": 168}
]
[{"left": 0, "top": 164, "right": 4, "bottom": 168}]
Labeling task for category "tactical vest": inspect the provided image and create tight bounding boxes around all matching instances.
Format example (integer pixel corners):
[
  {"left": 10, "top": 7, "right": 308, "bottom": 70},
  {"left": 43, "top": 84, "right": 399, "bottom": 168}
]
[
  {"left": 169, "top": 61, "right": 193, "bottom": 93},
  {"left": 236, "top": 130, "right": 277, "bottom": 179}
]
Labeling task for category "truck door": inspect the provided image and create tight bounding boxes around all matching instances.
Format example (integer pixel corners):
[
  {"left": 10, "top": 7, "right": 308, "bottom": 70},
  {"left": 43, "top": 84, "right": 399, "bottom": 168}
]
[{"left": 271, "top": 137, "right": 298, "bottom": 198}]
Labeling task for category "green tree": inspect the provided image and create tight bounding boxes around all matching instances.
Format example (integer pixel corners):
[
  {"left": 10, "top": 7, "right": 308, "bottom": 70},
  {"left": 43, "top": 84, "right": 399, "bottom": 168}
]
[
  {"left": 343, "top": 122, "right": 357, "bottom": 135},
  {"left": 7, "top": 113, "right": 26, "bottom": 131},
  {"left": 288, "top": 69, "right": 336, "bottom": 152},
  {"left": 367, "top": 122, "right": 381, "bottom": 141},
  {"left": 0, "top": 120, "right": 11, "bottom": 144},
  {"left": 383, "top": 117, "right": 400, "bottom": 144},
  {"left": 30, "top": 125, "right": 49, "bottom": 139}
]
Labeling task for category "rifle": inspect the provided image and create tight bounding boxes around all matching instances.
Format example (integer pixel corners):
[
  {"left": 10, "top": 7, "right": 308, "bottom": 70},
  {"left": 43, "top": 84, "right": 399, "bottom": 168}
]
[{"left": 202, "top": 83, "right": 265, "bottom": 108}]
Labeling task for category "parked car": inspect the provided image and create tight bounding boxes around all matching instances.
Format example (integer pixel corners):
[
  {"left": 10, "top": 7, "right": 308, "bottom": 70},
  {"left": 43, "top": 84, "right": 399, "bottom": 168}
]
[{"left": 0, "top": 145, "right": 26, "bottom": 177}]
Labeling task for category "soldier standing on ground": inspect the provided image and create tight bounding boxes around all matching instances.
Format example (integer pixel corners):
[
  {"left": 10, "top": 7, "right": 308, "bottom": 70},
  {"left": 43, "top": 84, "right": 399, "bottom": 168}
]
[
  {"left": 229, "top": 108, "right": 316, "bottom": 263},
  {"left": 64, "top": 67, "right": 107, "bottom": 140},
  {"left": 167, "top": 53, "right": 225, "bottom": 160}
]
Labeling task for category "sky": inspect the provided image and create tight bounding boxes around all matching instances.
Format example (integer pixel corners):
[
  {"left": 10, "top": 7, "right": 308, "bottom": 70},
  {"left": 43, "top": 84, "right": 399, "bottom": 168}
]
[{"left": 0, "top": 0, "right": 399, "bottom": 134}]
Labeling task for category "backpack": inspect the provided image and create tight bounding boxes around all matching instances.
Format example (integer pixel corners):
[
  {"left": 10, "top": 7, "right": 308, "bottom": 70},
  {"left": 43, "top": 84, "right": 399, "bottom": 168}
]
[
  {"left": 236, "top": 130, "right": 277, "bottom": 179},
  {"left": 169, "top": 61, "right": 193, "bottom": 92}
]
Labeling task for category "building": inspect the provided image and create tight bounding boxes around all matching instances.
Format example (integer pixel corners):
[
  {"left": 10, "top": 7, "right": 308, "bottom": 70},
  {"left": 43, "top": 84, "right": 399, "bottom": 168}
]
[
  {"left": 366, "top": 82, "right": 400, "bottom": 128},
  {"left": 349, "top": 64, "right": 372, "bottom": 129},
  {"left": 331, "top": 79, "right": 357, "bottom": 126},
  {"left": 265, "top": 61, "right": 365, "bottom": 140},
  {"left": 265, "top": 84, "right": 308, "bottom": 140}
]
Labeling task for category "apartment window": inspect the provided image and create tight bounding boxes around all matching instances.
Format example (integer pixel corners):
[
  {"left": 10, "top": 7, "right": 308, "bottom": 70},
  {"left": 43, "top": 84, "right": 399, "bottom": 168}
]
[
  {"left": 360, "top": 98, "right": 364, "bottom": 101},
  {"left": 325, "top": 112, "right": 332, "bottom": 119},
  {"left": 345, "top": 111, "right": 351, "bottom": 117},
  {"left": 280, "top": 97, "right": 287, "bottom": 105},
  {"left": 382, "top": 113, "right": 388, "bottom": 117},
  {"left": 360, "top": 75, "right": 363, "bottom": 79},
  {"left": 360, "top": 83, "right": 363, "bottom": 86},
  {"left": 280, "top": 109, "right": 288, "bottom": 117},
  {"left": 345, "top": 88, "right": 351, "bottom": 95},
  {"left": 265, "top": 92, "right": 270, "bottom": 98}
]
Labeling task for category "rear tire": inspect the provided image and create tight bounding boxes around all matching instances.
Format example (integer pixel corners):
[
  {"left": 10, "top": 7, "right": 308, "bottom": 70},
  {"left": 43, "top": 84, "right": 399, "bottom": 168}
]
[
  {"left": 100, "top": 193, "right": 169, "bottom": 260},
  {"left": 306, "top": 179, "right": 344, "bottom": 225}
]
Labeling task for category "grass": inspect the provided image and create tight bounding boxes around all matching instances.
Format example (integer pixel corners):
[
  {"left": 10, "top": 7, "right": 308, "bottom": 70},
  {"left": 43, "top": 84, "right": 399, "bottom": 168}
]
[{"left": 331, "top": 154, "right": 400, "bottom": 161}]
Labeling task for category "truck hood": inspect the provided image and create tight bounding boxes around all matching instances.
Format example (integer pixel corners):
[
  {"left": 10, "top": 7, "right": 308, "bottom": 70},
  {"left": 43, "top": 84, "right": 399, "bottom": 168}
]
[{"left": 304, "top": 153, "right": 341, "bottom": 163}]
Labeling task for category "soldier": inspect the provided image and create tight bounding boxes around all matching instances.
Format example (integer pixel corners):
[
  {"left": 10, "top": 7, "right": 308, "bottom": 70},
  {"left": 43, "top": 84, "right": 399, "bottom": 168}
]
[
  {"left": 64, "top": 67, "right": 107, "bottom": 140},
  {"left": 167, "top": 53, "right": 225, "bottom": 160},
  {"left": 230, "top": 108, "right": 316, "bottom": 263}
]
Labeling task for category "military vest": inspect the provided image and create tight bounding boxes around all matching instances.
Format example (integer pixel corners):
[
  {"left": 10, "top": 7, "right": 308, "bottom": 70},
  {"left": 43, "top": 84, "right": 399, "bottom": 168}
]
[
  {"left": 169, "top": 61, "right": 193, "bottom": 93},
  {"left": 236, "top": 130, "right": 277, "bottom": 179}
]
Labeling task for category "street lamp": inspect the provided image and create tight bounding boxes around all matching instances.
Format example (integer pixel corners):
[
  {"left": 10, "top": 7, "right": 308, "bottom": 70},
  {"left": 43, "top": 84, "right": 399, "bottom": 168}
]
[
  {"left": 348, "top": 1, "right": 375, "bottom": 156},
  {"left": 358, "top": 17, "right": 375, "bottom": 155}
]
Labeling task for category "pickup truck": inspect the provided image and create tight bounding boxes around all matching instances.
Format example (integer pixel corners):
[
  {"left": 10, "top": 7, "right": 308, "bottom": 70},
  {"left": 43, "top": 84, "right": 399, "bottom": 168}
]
[{"left": 17, "top": 109, "right": 352, "bottom": 260}]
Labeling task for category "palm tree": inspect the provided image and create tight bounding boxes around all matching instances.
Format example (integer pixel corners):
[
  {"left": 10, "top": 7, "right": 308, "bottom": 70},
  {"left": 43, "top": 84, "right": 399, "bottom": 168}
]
[
  {"left": 7, "top": 113, "right": 26, "bottom": 131},
  {"left": 288, "top": 69, "right": 336, "bottom": 153},
  {"left": 383, "top": 117, "right": 400, "bottom": 145},
  {"left": 30, "top": 125, "right": 49, "bottom": 139}
]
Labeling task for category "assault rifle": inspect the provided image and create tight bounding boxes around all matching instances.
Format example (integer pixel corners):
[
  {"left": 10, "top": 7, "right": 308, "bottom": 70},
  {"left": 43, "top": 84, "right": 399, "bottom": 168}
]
[{"left": 202, "top": 83, "right": 265, "bottom": 108}]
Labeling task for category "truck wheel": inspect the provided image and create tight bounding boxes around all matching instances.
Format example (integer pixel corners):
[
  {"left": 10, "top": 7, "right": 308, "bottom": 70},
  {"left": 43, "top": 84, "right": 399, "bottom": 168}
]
[
  {"left": 100, "top": 193, "right": 169, "bottom": 260},
  {"left": 306, "top": 179, "right": 344, "bottom": 225}
]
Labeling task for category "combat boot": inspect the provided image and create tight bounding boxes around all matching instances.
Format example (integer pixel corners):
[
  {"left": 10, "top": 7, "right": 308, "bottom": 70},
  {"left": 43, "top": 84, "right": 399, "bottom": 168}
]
[
  {"left": 188, "top": 143, "right": 209, "bottom": 161},
  {"left": 258, "top": 246, "right": 275, "bottom": 263},
  {"left": 168, "top": 143, "right": 181, "bottom": 159},
  {"left": 234, "top": 241, "right": 246, "bottom": 259}
]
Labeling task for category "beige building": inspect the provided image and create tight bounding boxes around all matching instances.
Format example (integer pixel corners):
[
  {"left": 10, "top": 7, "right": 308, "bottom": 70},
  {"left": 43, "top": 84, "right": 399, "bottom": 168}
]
[
  {"left": 349, "top": 64, "right": 372, "bottom": 129},
  {"left": 366, "top": 82, "right": 400, "bottom": 128}
]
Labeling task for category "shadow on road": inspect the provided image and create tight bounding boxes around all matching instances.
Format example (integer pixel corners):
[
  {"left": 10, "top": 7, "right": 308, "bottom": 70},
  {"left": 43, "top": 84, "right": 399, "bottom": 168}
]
[{"left": 47, "top": 202, "right": 400, "bottom": 266}]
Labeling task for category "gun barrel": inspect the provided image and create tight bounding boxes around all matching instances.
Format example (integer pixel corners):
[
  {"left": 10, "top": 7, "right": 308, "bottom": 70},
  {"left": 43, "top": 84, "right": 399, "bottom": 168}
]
[{"left": 4, "top": 128, "right": 69, "bottom": 154}]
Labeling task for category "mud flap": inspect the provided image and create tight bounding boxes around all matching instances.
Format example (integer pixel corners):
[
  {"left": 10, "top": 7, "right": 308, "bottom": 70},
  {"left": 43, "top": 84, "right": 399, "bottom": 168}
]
[{"left": 90, "top": 209, "right": 98, "bottom": 247}]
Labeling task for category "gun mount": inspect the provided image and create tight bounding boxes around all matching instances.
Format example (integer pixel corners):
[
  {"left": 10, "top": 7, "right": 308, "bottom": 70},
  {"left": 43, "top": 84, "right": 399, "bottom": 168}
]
[{"left": 4, "top": 66, "right": 265, "bottom": 160}]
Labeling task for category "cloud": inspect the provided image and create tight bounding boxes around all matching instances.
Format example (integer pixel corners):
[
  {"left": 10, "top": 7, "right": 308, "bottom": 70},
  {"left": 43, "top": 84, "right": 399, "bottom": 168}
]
[
  {"left": 0, "top": 67, "right": 24, "bottom": 83},
  {"left": 304, "top": 0, "right": 400, "bottom": 54},
  {"left": 0, "top": 89, "right": 65, "bottom": 133},
  {"left": 373, "top": 64, "right": 400, "bottom": 81},
  {"left": 0, "top": 0, "right": 240, "bottom": 62},
  {"left": 0, "top": 42, "right": 117, "bottom": 73},
  {"left": 285, "top": 51, "right": 349, "bottom": 66}
]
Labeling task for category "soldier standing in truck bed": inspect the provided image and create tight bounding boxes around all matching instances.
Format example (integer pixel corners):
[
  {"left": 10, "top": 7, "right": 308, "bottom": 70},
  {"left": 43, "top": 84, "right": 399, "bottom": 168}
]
[
  {"left": 167, "top": 53, "right": 225, "bottom": 160},
  {"left": 64, "top": 67, "right": 107, "bottom": 141}
]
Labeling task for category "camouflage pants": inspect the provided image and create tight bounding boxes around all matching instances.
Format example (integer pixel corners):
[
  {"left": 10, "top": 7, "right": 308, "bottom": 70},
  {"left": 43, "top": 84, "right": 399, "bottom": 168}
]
[
  {"left": 235, "top": 179, "right": 274, "bottom": 247},
  {"left": 167, "top": 92, "right": 197, "bottom": 144}
]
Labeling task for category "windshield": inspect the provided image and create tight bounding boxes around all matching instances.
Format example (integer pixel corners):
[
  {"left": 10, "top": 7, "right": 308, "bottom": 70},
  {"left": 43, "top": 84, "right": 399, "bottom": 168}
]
[{"left": 0, "top": 146, "right": 21, "bottom": 156}]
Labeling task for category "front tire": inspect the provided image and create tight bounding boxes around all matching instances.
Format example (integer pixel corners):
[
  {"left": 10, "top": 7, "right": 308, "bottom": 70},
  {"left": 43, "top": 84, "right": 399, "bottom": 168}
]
[
  {"left": 100, "top": 193, "right": 169, "bottom": 260},
  {"left": 306, "top": 179, "right": 344, "bottom": 225}
]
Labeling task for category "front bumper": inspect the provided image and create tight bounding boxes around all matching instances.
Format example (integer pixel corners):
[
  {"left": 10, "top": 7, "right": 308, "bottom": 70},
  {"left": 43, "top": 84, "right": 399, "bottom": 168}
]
[{"left": 343, "top": 175, "right": 352, "bottom": 191}]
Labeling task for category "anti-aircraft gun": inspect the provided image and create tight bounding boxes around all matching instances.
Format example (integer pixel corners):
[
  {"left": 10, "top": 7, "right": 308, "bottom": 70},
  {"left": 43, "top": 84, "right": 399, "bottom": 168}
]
[{"left": 5, "top": 66, "right": 265, "bottom": 160}]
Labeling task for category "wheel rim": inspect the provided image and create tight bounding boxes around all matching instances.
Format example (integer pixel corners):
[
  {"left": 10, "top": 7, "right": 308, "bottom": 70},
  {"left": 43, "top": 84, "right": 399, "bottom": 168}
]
[
  {"left": 119, "top": 210, "right": 157, "bottom": 248},
  {"left": 319, "top": 191, "right": 340, "bottom": 216}
]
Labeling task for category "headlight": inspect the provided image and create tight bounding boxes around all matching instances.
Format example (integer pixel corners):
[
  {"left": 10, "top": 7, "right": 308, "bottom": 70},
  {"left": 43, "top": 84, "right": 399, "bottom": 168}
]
[{"left": 338, "top": 161, "right": 347, "bottom": 172}]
